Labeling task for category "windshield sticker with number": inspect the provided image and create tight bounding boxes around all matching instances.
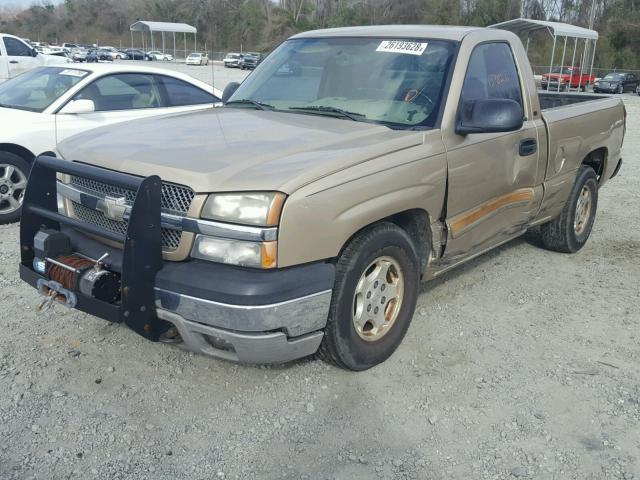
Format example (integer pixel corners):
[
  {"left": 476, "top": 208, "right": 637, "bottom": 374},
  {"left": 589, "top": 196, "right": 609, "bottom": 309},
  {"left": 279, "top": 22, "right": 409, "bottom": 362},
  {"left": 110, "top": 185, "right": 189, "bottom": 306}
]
[
  {"left": 59, "top": 69, "right": 89, "bottom": 78},
  {"left": 376, "top": 40, "right": 428, "bottom": 56}
]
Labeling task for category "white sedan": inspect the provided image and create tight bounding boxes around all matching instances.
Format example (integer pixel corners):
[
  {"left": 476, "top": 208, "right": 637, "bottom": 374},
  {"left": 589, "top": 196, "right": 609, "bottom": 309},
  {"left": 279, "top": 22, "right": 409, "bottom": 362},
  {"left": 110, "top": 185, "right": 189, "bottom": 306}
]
[
  {"left": 186, "top": 53, "right": 209, "bottom": 66},
  {"left": 148, "top": 51, "right": 174, "bottom": 61},
  {"left": 0, "top": 63, "right": 222, "bottom": 223}
]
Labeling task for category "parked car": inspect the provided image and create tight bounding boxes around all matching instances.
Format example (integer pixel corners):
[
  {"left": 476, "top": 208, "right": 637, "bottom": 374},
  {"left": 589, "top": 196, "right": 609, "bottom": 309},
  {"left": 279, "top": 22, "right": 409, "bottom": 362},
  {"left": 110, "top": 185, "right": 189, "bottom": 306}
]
[
  {"left": 86, "top": 49, "right": 113, "bottom": 63},
  {"left": 71, "top": 48, "right": 88, "bottom": 62},
  {"left": 541, "top": 66, "right": 596, "bottom": 91},
  {"left": 123, "top": 49, "right": 151, "bottom": 61},
  {"left": 18, "top": 26, "right": 626, "bottom": 370},
  {"left": 98, "top": 46, "right": 127, "bottom": 60},
  {"left": 239, "top": 52, "right": 262, "bottom": 70},
  {"left": 593, "top": 72, "right": 639, "bottom": 94},
  {"left": 0, "top": 33, "right": 69, "bottom": 83},
  {"left": 0, "top": 64, "right": 222, "bottom": 223},
  {"left": 186, "top": 52, "right": 209, "bottom": 65},
  {"left": 147, "top": 51, "right": 174, "bottom": 61},
  {"left": 62, "top": 43, "right": 79, "bottom": 51},
  {"left": 223, "top": 52, "right": 242, "bottom": 68}
]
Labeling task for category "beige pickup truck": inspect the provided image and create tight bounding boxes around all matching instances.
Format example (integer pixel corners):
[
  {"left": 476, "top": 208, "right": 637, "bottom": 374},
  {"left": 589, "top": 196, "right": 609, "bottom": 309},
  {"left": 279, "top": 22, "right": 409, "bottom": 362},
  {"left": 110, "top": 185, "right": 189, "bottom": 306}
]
[{"left": 19, "top": 25, "right": 625, "bottom": 370}]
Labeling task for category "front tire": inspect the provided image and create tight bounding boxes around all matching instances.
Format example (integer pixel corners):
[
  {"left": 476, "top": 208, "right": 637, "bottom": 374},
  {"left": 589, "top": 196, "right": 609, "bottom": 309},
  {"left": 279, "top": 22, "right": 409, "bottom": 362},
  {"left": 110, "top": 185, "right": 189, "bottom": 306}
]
[
  {"left": 617, "top": 85, "right": 624, "bottom": 94},
  {"left": 0, "top": 152, "right": 30, "bottom": 224},
  {"left": 318, "top": 223, "right": 421, "bottom": 371},
  {"left": 539, "top": 165, "right": 598, "bottom": 253}
]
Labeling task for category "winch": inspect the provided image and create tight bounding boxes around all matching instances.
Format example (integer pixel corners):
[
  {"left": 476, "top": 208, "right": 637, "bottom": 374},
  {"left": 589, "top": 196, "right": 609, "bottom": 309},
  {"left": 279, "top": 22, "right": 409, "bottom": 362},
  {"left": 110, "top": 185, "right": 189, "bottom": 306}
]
[{"left": 32, "top": 229, "right": 120, "bottom": 310}]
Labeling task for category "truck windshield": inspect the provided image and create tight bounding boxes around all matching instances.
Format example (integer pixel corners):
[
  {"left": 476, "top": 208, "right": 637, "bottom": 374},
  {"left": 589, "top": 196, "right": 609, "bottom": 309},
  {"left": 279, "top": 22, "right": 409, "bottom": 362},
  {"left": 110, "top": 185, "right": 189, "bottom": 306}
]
[
  {"left": 229, "top": 37, "right": 457, "bottom": 129},
  {"left": 0, "top": 67, "right": 88, "bottom": 113}
]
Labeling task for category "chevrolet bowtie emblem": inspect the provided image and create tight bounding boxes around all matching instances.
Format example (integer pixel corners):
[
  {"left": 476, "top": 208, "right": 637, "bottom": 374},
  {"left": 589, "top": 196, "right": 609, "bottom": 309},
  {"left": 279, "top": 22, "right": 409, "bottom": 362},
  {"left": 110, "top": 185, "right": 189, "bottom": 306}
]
[{"left": 97, "top": 195, "right": 128, "bottom": 222}]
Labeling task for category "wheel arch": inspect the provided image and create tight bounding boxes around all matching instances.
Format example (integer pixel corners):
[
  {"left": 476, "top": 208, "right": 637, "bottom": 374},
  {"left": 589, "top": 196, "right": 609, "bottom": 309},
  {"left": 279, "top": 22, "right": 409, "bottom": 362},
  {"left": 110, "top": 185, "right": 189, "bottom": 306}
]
[
  {"left": 334, "top": 208, "right": 432, "bottom": 275},
  {"left": 0, "top": 144, "right": 36, "bottom": 164},
  {"left": 582, "top": 147, "right": 607, "bottom": 184}
]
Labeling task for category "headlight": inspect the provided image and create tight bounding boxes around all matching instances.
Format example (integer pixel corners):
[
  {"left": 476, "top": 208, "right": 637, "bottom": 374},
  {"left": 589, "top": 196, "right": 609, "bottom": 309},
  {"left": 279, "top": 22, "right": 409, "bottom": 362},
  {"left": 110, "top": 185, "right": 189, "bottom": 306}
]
[
  {"left": 191, "top": 235, "right": 277, "bottom": 269},
  {"left": 201, "top": 192, "right": 286, "bottom": 226}
]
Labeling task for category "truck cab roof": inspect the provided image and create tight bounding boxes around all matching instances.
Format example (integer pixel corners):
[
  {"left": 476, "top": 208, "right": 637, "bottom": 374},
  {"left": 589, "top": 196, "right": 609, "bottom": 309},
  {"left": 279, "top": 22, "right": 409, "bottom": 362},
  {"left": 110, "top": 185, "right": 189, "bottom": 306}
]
[{"left": 291, "top": 25, "right": 483, "bottom": 41}]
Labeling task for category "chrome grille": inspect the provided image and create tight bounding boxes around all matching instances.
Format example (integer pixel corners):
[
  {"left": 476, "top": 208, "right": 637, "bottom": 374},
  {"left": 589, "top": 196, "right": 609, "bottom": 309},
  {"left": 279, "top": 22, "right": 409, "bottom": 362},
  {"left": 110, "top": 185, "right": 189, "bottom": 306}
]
[
  {"left": 70, "top": 175, "right": 195, "bottom": 215},
  {"left": 71, "top": 202, "right": 182, "bottom": 250}
]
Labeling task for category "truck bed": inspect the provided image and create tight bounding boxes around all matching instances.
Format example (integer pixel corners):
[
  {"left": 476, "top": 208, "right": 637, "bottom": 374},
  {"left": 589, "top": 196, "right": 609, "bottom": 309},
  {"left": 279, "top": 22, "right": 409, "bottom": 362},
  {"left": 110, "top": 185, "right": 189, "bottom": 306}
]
[{"left": 538, "top": 92, "right": 608, "bottom": 110}]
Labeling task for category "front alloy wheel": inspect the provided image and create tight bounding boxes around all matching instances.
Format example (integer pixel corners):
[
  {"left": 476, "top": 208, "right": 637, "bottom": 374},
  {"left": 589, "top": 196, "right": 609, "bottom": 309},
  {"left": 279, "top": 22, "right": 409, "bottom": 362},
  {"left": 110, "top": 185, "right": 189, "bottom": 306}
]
[
  {"left": 0, "top": 152, "right": 30, "bottom": 224},
  {"left": 352, "top": 256, "right": 404, "bottom": 342},
  {"left": 318, "top": 222, "right": 420, "bottom": 370}
]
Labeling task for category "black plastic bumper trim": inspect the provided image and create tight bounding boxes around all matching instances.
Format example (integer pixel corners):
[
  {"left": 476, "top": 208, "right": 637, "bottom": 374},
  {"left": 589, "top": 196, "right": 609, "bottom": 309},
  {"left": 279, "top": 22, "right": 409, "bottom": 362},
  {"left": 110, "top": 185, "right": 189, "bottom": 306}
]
[{"left": 155, "top": 260, "right": 336, "bottom": 306}]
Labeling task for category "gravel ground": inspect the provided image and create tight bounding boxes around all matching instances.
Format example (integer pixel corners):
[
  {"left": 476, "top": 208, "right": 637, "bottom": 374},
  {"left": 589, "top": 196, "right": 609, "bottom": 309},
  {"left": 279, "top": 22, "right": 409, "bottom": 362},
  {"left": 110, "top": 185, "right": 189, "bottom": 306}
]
[{"left": 0, "top": 92, "right": 639, "bottom": 480}]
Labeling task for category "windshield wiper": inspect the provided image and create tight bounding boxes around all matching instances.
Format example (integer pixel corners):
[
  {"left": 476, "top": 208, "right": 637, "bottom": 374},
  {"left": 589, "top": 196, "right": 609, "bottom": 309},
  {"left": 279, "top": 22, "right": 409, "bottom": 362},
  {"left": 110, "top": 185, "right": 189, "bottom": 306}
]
[
  {"left": 225, "top": 99, "right": 274, "bottom": 111},
  {"left": 288, "top": 105, "right": 366, "bottom": 121}
]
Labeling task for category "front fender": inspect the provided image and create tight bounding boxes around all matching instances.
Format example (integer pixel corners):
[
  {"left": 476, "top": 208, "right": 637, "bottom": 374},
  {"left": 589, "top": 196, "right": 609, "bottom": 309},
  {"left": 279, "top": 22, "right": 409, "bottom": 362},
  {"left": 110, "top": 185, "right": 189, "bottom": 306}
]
[{"left": 277, "top": 139, "right": 447, "bottom": 267}]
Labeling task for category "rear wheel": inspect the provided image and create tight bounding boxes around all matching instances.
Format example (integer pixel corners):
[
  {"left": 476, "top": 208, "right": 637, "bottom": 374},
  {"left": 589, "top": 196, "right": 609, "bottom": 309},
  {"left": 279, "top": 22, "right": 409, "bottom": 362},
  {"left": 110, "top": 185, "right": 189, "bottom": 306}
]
[
  {"left": 539, "top": 166, "right": 598, "bottom": 253},
  {"left": 0, "top": 152, "right": 30, "bottom": 224},
  {"left": 617, "top": 84, "right": 624, "bottom": 94},
  {"left": 318, "top": 223, "right": 420, "bottom": 370}
]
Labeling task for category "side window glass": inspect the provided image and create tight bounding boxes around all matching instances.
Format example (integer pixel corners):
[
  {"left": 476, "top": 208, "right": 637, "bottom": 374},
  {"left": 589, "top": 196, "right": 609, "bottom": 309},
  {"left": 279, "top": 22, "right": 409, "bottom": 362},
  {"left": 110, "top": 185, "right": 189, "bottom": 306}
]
[
  {"left": 158, "top": 76, "right": 217, "bottom": 106},
  {"left": 460, "top": 42, "right": 523, "bottom": 112},
  {"left": 74, "top": 73, "right": 163, "bottom": 111},
  {"left": 4, "top": 37, "right": 32, "bottom": 57}
]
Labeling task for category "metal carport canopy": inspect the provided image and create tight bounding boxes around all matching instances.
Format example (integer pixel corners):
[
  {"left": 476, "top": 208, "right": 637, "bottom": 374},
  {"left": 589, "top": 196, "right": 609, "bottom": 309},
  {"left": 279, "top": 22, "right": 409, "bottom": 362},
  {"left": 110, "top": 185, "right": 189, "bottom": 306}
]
[
  {"left": 489, "top": 18, "right": 598, "bottom": 40},
  {"left": 490, "top": 18, "right": 599, "bottom": 93},
  {"left": 130, "top": 21, "right": 197, "bottom": 34},
  {"left": 130, "top": 21, "right": 198, "bottom": 59}
]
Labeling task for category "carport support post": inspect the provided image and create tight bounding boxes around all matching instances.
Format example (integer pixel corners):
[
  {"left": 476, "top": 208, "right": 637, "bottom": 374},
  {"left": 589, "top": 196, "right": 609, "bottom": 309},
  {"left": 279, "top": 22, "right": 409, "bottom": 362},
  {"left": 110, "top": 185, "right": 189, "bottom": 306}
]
[
  {"left": 173, "top": 32, "right": 176, "bottom": 62},
  {"left": 588, "top": 40, "right": 597, "bottom": 89},
  {"left": 194, "top": 32, "right": 197, "bottom": 53},
  {"left": 151, "top": 30, "right": 155, "bottom": 51},
  {"left": 130, "top": 30, "right": 133, "bottom": 50},
  {"left": 184, "top": 33, "right": 186, "bottom": 59},
  {"left": 558, "top": 37, "right": 567, "bottom": 92},
  {"left": 547, "top": 35, "right": 557, "bottom": 91},
  {"left": 569, "top": 37, "right": 578, "bottom": 93},
  {"left": 162, "top": 31, "right": 165, "bottom": 54}
]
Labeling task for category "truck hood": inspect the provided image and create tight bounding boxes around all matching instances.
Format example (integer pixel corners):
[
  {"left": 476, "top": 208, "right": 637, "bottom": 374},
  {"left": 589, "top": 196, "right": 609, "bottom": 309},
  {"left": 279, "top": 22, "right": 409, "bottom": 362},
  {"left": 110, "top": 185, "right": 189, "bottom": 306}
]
[{"left": 57, "top": 108, "right": 424, "bottom": 194}]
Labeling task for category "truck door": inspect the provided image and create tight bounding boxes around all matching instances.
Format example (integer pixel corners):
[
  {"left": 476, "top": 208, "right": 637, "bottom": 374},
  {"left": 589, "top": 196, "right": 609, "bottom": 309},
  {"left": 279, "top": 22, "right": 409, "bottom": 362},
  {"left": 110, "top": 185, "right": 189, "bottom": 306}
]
[
  {"left": 2, "top": 36, "right": 39, "bottom": 79},
  {"left": 442, "top": 41, "right": 545, "bottom": 260}
]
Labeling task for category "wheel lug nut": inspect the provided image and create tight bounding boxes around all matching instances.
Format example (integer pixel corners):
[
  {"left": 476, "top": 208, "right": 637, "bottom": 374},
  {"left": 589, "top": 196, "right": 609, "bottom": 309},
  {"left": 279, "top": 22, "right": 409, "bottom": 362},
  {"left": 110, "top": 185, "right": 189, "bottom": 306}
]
[
  {"left": 381, "top": 297, "right": 386, "bottom": 304},
  {"left": 374, "top": 307, "right": 379, "bottom": 314},
  {"left": 366, "top": 292, "right": 371, "bottom": 299},
  {"left": 367, "top": 305, "right": 371, "bottom": 312},
  {"left": 373, "top": 281, "right": 378, "bottom": 288},
  {"left": 381, "top": 284, "right": 386, "bottom": 291}
]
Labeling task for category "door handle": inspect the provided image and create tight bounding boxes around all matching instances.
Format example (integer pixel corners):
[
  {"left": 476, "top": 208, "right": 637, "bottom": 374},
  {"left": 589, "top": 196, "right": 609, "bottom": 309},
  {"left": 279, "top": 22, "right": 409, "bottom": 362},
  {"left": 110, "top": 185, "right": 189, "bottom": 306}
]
[
  {"left": 9, "top": 60, "right": 18, "bottom": 64},
  {"left": 519, "top": 138, "right": 537, "bottom": 156}
]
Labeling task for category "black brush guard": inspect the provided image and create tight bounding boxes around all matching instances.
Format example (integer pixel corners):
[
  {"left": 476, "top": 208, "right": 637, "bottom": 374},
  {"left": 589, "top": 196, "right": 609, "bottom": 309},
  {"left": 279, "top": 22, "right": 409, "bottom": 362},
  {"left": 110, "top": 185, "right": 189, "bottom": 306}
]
[{"left": 19, "top": 155, "right": 168, "bottom": 341}]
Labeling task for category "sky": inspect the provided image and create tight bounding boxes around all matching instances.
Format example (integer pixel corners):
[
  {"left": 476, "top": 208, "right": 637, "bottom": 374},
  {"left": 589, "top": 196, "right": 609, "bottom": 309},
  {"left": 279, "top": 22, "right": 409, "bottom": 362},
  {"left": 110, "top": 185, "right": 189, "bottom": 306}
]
[{"left": 3, "top": 0, "right": 64, "bottom": 7}]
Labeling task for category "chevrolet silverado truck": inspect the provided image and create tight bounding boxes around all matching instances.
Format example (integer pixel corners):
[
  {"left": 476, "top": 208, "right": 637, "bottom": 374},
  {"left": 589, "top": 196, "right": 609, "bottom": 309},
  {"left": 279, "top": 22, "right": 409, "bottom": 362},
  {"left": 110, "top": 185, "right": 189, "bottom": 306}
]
[{"left": 19, "top": 26, "right": 625, "bottom": 371}]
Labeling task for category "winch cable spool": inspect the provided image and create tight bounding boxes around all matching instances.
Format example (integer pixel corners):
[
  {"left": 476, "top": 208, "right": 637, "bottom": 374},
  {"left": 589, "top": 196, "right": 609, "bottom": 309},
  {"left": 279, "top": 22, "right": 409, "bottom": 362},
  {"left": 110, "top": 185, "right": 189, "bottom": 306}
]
[
  {"left": 43, "top": 253, "right": 122, "bottom": 305},
  {"left": 47, "top": 254, "right": 93, "bottom": 291}
]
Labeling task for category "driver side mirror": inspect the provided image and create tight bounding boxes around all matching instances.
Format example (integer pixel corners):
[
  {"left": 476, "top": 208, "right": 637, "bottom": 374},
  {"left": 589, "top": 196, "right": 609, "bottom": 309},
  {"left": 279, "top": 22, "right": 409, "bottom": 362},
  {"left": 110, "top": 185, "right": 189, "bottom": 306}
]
[
  {"left": 456, "top": 98, "right": 523, "bottom": 135},
  {"left": 31, "top": 48, "right": 38, "bottom": 57},
  {"left": 59, "top": 99, "right": 96, "bottom": 115},
  {"left": 222, "top": 82, "right": 240, "bottom": 104}
]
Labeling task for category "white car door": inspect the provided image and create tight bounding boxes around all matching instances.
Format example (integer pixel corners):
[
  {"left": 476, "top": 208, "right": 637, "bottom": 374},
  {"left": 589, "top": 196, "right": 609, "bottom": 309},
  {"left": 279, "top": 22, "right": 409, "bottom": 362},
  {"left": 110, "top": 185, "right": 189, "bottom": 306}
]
[
  {"left": 56, "top": 72, "right": 219, "bottom": 143},
  {"left": 2, "top": 36, "right": 40, "bottom": 78}
]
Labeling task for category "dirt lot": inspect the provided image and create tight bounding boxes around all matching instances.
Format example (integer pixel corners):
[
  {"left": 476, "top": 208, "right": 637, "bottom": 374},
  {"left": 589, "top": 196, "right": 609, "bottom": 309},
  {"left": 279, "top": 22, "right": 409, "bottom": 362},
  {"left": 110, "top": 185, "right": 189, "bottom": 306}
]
[{"left": 0, "top": 92, "right": 639, "bottom": 480}]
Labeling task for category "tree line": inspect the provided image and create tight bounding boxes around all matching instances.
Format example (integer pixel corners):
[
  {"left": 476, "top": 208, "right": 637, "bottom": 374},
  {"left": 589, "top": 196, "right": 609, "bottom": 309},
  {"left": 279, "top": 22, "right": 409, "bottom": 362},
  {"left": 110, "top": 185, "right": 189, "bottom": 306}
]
[{"left": 0, "top": 0, "right": 638, "bottom": 69}]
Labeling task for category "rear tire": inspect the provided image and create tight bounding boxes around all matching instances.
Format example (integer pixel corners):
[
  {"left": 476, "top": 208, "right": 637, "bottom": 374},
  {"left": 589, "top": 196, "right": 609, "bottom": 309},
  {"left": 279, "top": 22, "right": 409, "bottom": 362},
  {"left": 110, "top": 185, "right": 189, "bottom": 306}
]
[
  {"left": 318, "top": 223, "right": 421, "bottom": 371},
  {"left": 539, "top": 165, "right": 598, "bottom": 253},
  {"left": 0, "top": 152, "right": 30, "bottom": 225}
]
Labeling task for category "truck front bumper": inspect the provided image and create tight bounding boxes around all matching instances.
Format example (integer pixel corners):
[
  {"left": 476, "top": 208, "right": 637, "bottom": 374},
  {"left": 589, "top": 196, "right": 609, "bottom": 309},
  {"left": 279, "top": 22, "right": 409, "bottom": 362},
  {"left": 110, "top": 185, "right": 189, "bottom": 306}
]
[
  {"left": 19, "top": 155, "right": 335, "bottom": 365},
  {"left": 152, "top": 260, "right": 334, "bottom": 363}
]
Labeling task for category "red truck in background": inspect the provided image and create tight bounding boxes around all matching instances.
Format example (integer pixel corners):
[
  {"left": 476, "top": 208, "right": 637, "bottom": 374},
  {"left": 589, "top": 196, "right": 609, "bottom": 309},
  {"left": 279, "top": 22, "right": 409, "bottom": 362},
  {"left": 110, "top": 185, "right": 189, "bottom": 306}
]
[{"left": 541, "top": 66, "right": 596, "bottom": 91}]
